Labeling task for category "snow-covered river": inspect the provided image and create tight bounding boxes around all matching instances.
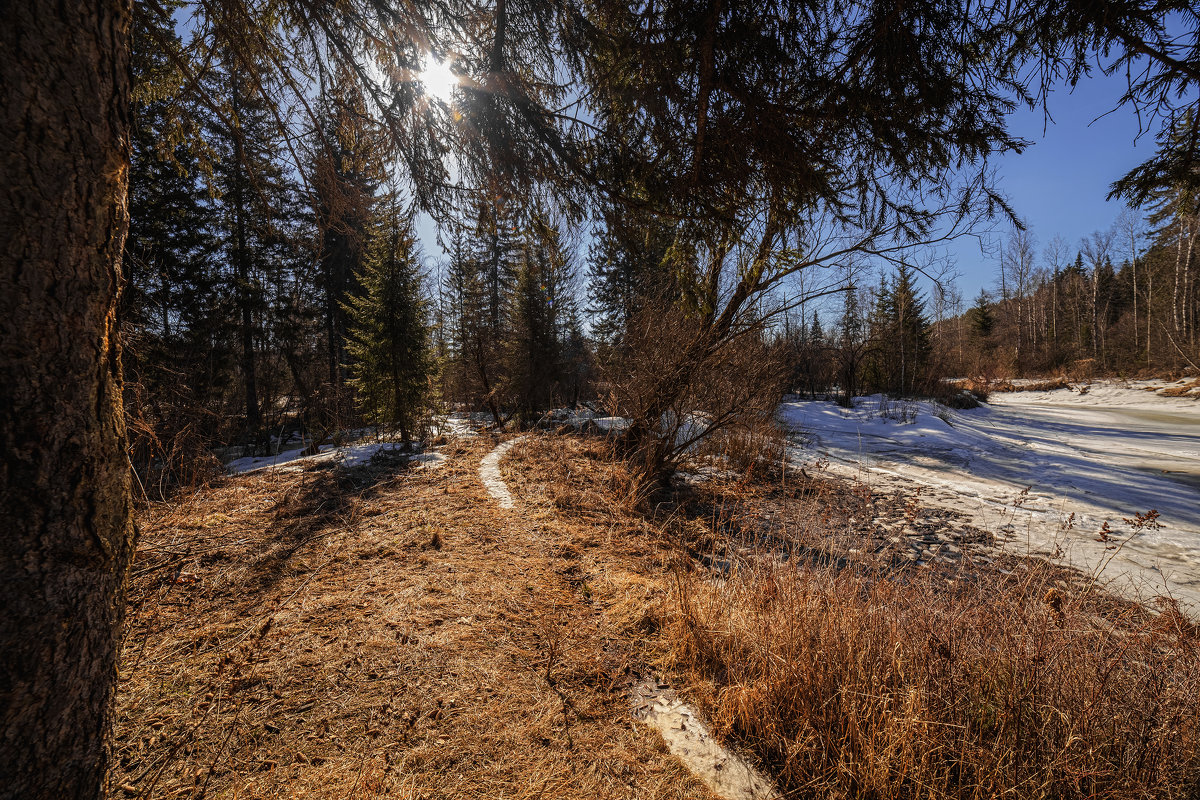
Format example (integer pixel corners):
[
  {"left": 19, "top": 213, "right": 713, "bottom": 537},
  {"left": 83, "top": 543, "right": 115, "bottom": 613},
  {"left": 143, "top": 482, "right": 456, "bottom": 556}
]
[{"left": 782, "top": 381, "right": 1200, "bottom": 611}]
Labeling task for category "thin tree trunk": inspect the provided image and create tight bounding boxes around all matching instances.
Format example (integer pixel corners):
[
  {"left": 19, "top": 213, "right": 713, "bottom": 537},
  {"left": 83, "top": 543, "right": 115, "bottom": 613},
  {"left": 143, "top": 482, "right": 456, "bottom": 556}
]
[
  {"left": 230, "top": 79, "right": 260, "bottom": 433},
  {"left": 1174, "top": 216, "right": 1184, "bottom": 333},
  {"left": 1147, "top": 268, "right": 1153, "bottom": 367},
  {"left": 1185, "top": 222, "right": 1197, "bottom": 348},
  {"left": 1, "top": 2, "right": 135, "bottom": 798},
  {"left": 1051, "top": 271, "right": 1057, "bottom": 355}
]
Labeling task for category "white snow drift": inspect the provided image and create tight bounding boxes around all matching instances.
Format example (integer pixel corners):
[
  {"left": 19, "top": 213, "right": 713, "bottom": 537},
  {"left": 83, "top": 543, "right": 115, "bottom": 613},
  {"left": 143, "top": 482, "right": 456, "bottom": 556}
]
[{"left": 781, "top": 383, "right": 1200, "bottom": 611}]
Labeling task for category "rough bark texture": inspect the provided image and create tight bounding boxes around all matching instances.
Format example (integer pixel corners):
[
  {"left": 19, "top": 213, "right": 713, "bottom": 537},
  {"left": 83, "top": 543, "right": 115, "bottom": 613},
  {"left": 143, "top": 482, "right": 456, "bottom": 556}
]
[{"left": 0, "top": 1, "right": 134, "bottom": 798}]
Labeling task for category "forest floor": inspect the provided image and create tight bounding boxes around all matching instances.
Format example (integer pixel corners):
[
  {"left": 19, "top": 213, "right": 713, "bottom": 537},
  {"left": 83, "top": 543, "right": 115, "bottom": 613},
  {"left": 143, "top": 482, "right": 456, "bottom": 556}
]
[
  {"left": 111, "top": 429, "right": 1200, "bottom": 799},
  {"left": 112, "top": 435, "right": 709, "bottom": 799}
]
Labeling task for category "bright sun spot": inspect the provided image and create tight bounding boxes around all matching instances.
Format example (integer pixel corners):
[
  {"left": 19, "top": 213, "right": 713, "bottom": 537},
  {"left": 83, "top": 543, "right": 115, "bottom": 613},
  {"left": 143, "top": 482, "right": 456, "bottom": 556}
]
[{"left": 420, "top": 56, "right": 458, "bottom": 104}]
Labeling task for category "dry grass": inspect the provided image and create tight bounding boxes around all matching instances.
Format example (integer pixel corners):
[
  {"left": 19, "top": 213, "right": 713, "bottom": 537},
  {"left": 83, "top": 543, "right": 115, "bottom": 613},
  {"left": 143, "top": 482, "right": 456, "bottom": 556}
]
[
  {"left": 115, "top": 432, "right": 1200, "bottom": 800},
  {"left": 111, "top": 437, "right": 713, "bottom": 800},
  {"left": 1160, "top": 378, "right": 1200, "bottom": 398},
  {"left": 504, "top": 436, "right": 1200, "bottom": 799},
  {"left": 667, "top": 550, "right": 1200, "bottom": 799},
  {"left": 953, "top": 377, "right": 1071, "bottom": 394}
]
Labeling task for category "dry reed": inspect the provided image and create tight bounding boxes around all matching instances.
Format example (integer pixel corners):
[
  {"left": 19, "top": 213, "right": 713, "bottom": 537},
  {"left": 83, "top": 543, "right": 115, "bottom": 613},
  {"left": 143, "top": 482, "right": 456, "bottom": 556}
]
[{"left": 670, "top": 554, "right": 1200, "bottom": 799}]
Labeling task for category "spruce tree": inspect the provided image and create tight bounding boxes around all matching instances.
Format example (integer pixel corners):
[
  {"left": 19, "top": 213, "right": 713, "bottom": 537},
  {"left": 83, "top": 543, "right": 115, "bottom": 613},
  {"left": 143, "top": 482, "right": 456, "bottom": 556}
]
[
  {"left": 507, "top": 211, "right": 576, "bottom": 417},
  {"left": 810, "top": 312, "right": 824, "bottom": 344},
  {"left": 124, "top": 2, "right": 224, "bottom": 439},
  {"left": 312, "top": 80, "right": 386, "bottom": 391},
  {"left": 345, "top": 200, "right": 431, "bottom": 445},
  {"left": 891, "top": 265, "right": 933, "bottom": 395},
  {"left": 206, "top": 53, "right": 307, "bottom": 439},
  {"left": 586, "top": 198, "right": 675, "bottom": 344},
  {"left": 835, "top": 282, "right": 868, "bottom": 406},
  {"left": 968, "top": 289, "right": 995, "bottom": 340},
  {"left": 867, "top": 266, "right": 932, "bottom": 395}
]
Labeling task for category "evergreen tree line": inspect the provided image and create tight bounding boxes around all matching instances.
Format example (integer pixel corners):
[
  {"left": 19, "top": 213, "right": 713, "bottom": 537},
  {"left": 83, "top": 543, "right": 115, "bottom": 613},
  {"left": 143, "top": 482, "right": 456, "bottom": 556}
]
[
  {"left": 124, "top": 3, "right": 1200, "bottom": 499},
  {"left": 781, "top": 189, "right": 1200, "bottom": 404},
  {"left": 436, "top": 197, "right": 591, "bottom": 424},
  {"left": 940, "top": 196, "right": 1199, "bottom": 378},
  {"left": 126, "top": 5, "right": 600, "bottom": 485},
  {"left": 783, "top": 264, "right": 941, "bottom": 405},
  {"left": 123, "top": 9, "right": 438, "bottom": 485}
]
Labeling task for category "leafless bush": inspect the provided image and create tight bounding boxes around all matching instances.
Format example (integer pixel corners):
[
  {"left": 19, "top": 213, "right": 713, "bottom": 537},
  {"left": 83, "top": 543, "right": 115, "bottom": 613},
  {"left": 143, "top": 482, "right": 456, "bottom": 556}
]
[
  {"left": 694, "top": 412, "right": 789, "bottom": 477},
  {"left": 124, "top": 381, "right": 223, "bottom": 502},
  {"left": 601, "top": 303, "right": 789, "bottom": 494}
]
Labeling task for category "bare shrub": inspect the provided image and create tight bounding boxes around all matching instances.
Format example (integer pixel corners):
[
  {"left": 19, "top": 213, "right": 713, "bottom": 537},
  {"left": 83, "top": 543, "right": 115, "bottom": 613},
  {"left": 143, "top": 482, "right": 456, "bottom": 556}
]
[
  {"left": 602, "top": 303, "right": 788, "bottom": 494},
  {"left": 124, "top": 380, "right": 223, "bottom": 501},
  {"left": 694, "top": 412, "right": 788, "bottom": 477},
  {"left": 670, "top": 557, "right": 1200, "bottom": 799}
]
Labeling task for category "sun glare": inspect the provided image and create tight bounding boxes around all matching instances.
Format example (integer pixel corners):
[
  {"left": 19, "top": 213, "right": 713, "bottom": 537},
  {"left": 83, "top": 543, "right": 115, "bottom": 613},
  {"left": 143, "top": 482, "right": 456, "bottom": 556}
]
[{"left": 420, "top": 56, "right": 458, "bottom": 105}]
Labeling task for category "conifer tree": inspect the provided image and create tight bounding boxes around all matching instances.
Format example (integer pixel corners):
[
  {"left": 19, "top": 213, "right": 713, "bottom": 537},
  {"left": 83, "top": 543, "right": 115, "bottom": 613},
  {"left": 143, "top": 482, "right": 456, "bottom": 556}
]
[
  {"left": 345, "top": 199, "right": 431, "bottom": 444},
  {"left": 312, "top": 80, "right": 386, "bottom": 391},
  {"left": 124, "top": 4, "right": 222, "bottom": 402},
  {"left": 586, "top": 199, "right": 675, "bottom": 344},
  {"left": 892, "top": 265, "right": 933, "bottom": 395},
  {"left": 442, "top": 217, "right": 504, "bottom": 422},
  {"left": 810, "top": 312, "right": 825, "bottom": 344},
  {"left": 968, "top": 290, "right": 995, "bottom": 340},
  {"left": 835, "top": 282, "right": 868, "bottom": 406},
  {"left": 206, "top": 51, "right": 308, "bottom": 438},
  {"left": 868, "top": 265, "right": 932, "bottom": 395},
  {"left": 507, "top": 210, "right": 576, "bottom": 417}
]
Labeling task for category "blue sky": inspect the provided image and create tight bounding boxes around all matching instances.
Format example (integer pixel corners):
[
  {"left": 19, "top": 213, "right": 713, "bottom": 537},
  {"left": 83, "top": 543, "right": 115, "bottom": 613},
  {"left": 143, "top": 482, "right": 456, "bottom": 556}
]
[
  {"left": 946, "top": 69, "right": 1151, "bottom": 301},
  {"left": 415, "top": 67, "right": 1157, "bottom": 314}
]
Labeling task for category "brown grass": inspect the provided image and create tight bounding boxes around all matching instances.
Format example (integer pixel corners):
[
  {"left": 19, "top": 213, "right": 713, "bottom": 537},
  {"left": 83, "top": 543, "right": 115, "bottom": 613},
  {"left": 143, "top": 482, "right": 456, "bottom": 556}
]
[
  {"left": 953, "top": 377, "right": 1071, "bottom": 395},
  {"left": 504, "top": 436, "right": 1200, "bottom": 800},
  {"left": 667, "top": 551, "right": 1200, "bottom": 799},
  {"left": 1160, "top": 378, "right": 1200, "bottom": 398},
  {"left": 115, "top": 432, "right": 1200, "bottom": 800},
  {"left": 112, "top": 437, "right": 713, "bottom": 799}
]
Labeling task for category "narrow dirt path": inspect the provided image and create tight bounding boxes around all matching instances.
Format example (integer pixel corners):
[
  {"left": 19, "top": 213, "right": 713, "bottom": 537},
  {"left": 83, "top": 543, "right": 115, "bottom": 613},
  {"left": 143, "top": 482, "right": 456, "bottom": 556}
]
[{"left": 482, "top": 436, "right": 781, "bottom": 800}]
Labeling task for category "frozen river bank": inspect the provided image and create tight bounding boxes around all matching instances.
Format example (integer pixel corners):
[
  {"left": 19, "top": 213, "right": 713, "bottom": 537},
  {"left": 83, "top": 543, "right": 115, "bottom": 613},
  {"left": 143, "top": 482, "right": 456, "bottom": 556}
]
[{"left": 781, "top": 382, "right": 1200, "bottom": 611}]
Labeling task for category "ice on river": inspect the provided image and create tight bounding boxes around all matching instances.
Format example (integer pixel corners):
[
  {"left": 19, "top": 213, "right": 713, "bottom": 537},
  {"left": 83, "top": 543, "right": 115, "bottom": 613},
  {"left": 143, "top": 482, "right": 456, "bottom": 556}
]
[{"left": 780, "top": 383, "right": 1200, "bottom": 612}]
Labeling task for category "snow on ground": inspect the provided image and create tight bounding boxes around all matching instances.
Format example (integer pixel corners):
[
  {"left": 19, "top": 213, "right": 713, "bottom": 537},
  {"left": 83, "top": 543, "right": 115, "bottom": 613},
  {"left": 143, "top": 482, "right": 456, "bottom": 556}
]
[
  {"left": 632, "top": 675, "right": 780, "bottom": 800},
  {"left": 226, "top": 441, "right": 445, "bottom": 475},
  {"left": 781, "top": 383, "right": 1200, "bottom": 611},
  {"left": 480, "top": 437, "right": 525, "bottom": 508},
  {"left": 226, "top": 444, "right": 338, "bottom": 474},
  {"left": 434, "top": 412, "right": 491, "bottom": 437}
]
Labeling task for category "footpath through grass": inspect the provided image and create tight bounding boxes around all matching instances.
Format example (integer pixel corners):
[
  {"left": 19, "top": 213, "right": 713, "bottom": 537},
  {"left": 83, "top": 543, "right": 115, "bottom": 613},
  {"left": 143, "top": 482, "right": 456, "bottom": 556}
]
[
  {"left": 112, "top": 436, "right": 707, "bottom": 800},
  {"left": 114, "top": 432, "right": 1200, "bottom": 799}
]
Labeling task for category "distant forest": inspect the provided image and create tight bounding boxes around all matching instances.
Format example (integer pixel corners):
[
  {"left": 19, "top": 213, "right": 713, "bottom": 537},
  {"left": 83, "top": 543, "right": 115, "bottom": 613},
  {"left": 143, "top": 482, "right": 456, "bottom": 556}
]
[
  {"left": 783, "top": 195, "right": 1200, "bottom": 401},
  {"left": 119, "top": 3, "right": 1200, "bottom": 499}
]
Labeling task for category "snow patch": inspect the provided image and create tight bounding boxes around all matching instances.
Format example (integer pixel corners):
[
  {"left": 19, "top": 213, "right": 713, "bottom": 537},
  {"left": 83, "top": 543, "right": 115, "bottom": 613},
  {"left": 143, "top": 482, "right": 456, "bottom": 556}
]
[
  {"left": 227, "top": 440, "right": 445, "bottom": 475},
  {"left": 631, "top": 676, "right": 779, "bottom": 800},
  {"left": 781, "top": 390, "right": 1200, "bottom": 612},
  {"left": 480, "top": 437, "right": 526, "bottom": 509},
  {"left": 594, "top": 416, "right": 631, "bottom": 433},
  {"left": 226, "top": 444, "right": 337, "bottom": 475}
]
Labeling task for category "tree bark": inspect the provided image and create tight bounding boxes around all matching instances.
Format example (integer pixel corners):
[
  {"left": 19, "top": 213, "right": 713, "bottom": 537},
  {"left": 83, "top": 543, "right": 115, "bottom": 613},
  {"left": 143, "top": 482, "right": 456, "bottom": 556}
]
[
  {"left": 0, "top": 2, "right": 135, "bottom": 798},
  {"left": 229, "top": 72, "right": 261, "bottom": 434}
]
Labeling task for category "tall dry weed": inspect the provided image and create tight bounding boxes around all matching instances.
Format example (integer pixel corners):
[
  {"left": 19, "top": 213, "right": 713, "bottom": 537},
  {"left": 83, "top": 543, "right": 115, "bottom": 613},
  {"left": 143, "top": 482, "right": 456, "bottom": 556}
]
[{"left": 671, "top": 557, "right": 1200, "bottom": 799}]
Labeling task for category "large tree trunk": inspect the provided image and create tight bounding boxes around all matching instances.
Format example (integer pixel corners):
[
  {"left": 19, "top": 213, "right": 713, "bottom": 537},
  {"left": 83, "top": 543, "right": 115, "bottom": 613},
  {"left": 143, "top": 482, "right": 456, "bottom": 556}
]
[{"left": 0, "top": 2, "right": 134, "bottom": 798}]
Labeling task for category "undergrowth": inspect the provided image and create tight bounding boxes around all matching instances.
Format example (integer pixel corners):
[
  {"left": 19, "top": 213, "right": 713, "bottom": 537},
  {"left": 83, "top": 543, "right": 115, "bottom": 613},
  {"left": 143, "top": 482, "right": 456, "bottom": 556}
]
[
  {"left": 505, "top": 434, "right": 1200, "bottom": 800},
  {"left": 669, "top": 555, "right": 1200, "bottom": 799}
]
